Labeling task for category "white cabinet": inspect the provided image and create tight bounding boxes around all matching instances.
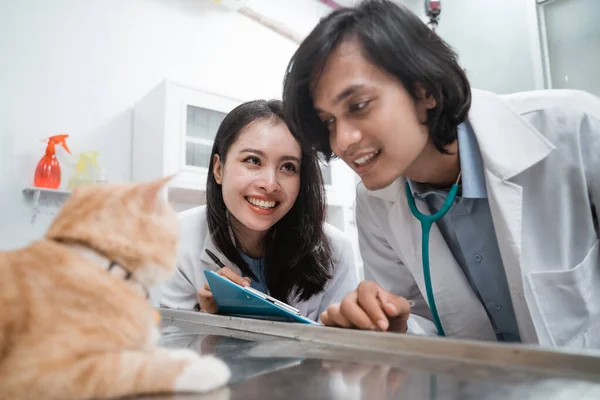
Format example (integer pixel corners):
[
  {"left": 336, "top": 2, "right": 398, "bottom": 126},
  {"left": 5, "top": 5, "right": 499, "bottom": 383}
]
[
  {"left": 132, "top": 80, "right": 359, "bottom": 253},
  {"left": 132, "top": 80, "right": 243, "bottom": 207}
]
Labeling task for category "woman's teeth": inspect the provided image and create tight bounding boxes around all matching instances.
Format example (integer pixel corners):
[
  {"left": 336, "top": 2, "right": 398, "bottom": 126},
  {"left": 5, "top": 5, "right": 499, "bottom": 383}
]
[
  {"left": 354, "top": 151, "right": 380, "bottom": 166},
  {"left": 246, "top": 197, "right": 277, "bottom": 209}
]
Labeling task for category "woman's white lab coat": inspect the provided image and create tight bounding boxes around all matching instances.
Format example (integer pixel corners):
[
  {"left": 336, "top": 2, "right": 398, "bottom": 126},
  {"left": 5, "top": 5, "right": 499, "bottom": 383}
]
[
  {"left": 357, "top": 89, "right": 600, "bottom": 349},
  {"left": 160, "top": 205, "right": 360, "bottom": 322}
]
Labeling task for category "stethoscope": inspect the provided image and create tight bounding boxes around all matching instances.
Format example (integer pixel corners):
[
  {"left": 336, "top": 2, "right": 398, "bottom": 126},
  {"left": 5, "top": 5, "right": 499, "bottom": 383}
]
[{"left": 404, "top": 171, "right": 462, "bottom": 337}]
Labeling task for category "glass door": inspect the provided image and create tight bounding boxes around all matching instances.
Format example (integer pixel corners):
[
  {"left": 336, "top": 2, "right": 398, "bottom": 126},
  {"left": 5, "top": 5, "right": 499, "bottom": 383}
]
[
  {"left": 538, "top": 0, "right": 600, "bottom": 96},
  {"left": 185, "top": 105, "right": 227, "bottom": 169}
]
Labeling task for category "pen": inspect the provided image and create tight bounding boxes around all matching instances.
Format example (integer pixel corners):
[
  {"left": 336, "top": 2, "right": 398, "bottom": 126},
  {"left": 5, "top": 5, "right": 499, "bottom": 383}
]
[
  {"left": 205, "top": 249, "right": 226, "bottom": 269},
  {"left": 177, "top": 267, "right": 196, "bottom": 289}
]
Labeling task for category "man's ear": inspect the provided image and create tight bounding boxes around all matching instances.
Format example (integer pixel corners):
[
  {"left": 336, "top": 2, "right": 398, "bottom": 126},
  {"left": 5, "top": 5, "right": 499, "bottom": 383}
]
[
  {"left": 414, "top": 83, "right": 436, "bottom": 110},
  {"left": 213, "top": 154, "right": 223, "bottom": 184}
]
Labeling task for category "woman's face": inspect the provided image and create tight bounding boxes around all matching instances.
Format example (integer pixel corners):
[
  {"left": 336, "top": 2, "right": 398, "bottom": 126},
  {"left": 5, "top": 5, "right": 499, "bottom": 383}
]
[{"left": 213, "top": 119, "right": 302, "bottom": 237}]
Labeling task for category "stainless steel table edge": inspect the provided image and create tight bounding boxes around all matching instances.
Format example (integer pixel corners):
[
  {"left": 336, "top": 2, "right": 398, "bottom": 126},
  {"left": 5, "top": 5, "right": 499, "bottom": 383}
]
[{"left": 159, "top": 308, "right": 600, "bottom": 381}]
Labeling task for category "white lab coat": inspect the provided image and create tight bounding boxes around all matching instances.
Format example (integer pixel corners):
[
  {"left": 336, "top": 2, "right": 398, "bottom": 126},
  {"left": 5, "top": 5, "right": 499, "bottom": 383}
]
[
  {"left": 357, "top": 89, "right": 600, "bottom": 349},
  {"left": 160, "top": 205, "right": 359, "bottom": 322}
]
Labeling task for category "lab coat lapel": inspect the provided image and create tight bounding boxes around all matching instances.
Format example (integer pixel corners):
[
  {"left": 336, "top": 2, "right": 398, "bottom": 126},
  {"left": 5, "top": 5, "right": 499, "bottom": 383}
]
[
  {"left": 199, "top": 233, "right": 242, "bottom": 275},
  {"left": 378, "top": 180, "right": 496, "bottom": 340},
  {"left": 483, "top": 172, "right": 539, "bottom": 342},
  {"left": 469, "top": 89, "right": 555, "bottom": 343}
]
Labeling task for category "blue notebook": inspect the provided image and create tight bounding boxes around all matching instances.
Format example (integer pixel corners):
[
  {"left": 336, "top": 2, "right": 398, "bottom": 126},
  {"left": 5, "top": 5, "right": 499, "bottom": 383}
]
[{"left": 203, "top": 270, "right": 319, "bottom": 325}]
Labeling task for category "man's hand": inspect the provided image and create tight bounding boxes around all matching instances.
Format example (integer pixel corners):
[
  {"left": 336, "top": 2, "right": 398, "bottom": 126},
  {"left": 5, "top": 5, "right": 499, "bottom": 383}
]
[
  {"left": 320, "top": 281, "right": 411, "bottom": 332},
  {"left": 198, "top": 267, "right": 251, "bottom": 313}
]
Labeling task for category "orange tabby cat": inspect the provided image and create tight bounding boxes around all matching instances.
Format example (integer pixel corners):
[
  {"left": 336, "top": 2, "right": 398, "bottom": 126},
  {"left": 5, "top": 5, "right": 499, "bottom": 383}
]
[{"left": 0, "top": 177, "right": 230, "bottom": 399}]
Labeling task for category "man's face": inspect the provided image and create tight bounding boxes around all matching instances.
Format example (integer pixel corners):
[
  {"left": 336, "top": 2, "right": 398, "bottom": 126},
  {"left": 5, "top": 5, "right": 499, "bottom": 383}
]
[{"left": 311, "top": 39, "right": 435, "bottom": 190}]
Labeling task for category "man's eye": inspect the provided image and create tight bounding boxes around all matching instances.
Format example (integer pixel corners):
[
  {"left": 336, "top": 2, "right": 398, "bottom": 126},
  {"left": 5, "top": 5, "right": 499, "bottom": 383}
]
[
  {"left": 321, "top": 118, "right": 334, "bottom": 127},
  {"left": 349, "top": 101, "right": 370, "bottom": 113}
]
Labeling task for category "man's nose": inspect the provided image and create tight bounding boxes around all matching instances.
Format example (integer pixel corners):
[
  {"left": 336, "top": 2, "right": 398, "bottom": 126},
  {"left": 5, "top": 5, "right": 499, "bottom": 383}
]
[{"left": 332, "top": 119, "right": 362, "bottom": 157}]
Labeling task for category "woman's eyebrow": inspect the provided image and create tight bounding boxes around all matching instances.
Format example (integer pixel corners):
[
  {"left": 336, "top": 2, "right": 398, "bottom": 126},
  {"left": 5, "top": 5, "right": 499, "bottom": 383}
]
[
  {"left": 280, "top": 155, "right": 301, "bottom": 163},
  {"left": 240, "top": 148, "right": 300, "bottom": 164}
]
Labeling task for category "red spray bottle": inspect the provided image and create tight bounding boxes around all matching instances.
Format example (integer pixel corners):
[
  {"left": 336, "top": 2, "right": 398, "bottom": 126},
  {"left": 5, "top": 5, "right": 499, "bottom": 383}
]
[{"left": 34, "top": 134, "right": 72, "bottom": 189}]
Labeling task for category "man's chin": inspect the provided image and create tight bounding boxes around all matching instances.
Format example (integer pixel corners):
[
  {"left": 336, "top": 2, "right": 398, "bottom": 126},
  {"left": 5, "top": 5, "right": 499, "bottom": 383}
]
[{"left": 361, "top": 175, "right": 398, "bottom": 191}]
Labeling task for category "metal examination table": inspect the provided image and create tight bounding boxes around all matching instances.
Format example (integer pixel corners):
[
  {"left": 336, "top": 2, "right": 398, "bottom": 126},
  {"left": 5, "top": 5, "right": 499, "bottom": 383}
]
[{"left": 144, "top": 309, "right": 600, "bottom": 399}]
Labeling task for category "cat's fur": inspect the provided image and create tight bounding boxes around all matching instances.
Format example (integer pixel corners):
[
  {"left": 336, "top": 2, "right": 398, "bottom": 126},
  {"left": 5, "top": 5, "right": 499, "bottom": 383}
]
[{"left": 0, "top": 177, "right": 230, "bottom": 399}]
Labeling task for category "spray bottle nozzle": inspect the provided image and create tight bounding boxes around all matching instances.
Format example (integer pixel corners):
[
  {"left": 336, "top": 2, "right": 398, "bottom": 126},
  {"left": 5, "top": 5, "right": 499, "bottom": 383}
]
[
  {"left": 76, "top": 151, "right": 100, "bottom": 171},
  {"left": 43, "top": 134, "right": 72, "bottom": 155}
]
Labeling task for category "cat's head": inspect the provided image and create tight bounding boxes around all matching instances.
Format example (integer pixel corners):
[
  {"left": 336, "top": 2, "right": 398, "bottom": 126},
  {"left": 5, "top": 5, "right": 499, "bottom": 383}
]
[{"left": 46, "top": 176, "right": 179, "bottom": 288}]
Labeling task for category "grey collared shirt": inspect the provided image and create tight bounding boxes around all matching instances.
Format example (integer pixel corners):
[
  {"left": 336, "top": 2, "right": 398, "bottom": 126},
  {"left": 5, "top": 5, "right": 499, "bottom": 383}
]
[{"left": 408, "top": 122, "right": 521, "bottom": 342}]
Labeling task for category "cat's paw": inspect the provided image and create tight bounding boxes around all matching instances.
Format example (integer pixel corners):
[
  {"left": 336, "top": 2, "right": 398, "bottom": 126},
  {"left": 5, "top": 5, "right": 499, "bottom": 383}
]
[{"left": 175, "top": 355, "right": 231, "bottom": 393}]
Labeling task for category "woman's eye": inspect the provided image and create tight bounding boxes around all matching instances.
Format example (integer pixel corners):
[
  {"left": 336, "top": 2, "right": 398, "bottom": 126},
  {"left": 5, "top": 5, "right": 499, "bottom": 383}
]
[
  {"left": 349, "top": 100, "right": 370, "bottom": 113},
  {"left": 243, "top": 156, "right": 260, "bottom": 165},
  {"left": 281, "top": 163, "right": 297, "bottom": 172}
]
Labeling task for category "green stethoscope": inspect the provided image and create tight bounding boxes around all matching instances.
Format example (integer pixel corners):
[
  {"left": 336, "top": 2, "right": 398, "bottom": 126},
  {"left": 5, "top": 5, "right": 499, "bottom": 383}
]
[{"left": 404, "top": 172, "right": 462, "bottom": 337}]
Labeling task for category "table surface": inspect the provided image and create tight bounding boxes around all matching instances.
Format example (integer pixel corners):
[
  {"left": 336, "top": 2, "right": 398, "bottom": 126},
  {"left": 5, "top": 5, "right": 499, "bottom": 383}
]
[{"left": 135, "top": 310, "right": 600, "bottom": 400}]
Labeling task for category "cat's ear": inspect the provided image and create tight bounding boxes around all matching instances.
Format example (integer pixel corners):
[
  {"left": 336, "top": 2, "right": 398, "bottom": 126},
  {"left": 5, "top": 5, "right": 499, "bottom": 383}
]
[{"left": 138, "top": 175, "right": 174, "bottom": 213}]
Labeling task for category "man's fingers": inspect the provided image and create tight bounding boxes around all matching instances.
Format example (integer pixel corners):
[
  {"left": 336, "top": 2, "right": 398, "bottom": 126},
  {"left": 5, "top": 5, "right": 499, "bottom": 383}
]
[
  {"left": 320, "top": 310, "right": 334, "bottom": 326},
  {"left": 324, "top": 303, "right": 354, "bottom": 328},
  {"left": 340, "top": 291, "right": 377, "bottom": 330},
  {"left": 218, "top": 267, "right": 251, "bottom": 287},
  {"left": 356, "top": 282, "right": 390, "bottom": 331},
  {"left": 378, "top": 289, "right": 411, "bottom": 333},
  {"left": 378, "top": 289, "right": 411, "bottom": 319}
]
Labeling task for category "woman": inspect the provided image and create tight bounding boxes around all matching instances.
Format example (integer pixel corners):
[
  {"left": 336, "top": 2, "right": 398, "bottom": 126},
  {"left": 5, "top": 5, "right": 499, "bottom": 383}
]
[{"left": 160, "top": 99, "right": 359, "bottom": 322}]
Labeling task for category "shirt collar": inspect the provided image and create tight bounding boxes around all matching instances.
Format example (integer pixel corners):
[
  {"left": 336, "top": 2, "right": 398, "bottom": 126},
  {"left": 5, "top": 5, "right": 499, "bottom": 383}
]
[{"left": 407, "top": 121, "right": 488, "bottom": 199}]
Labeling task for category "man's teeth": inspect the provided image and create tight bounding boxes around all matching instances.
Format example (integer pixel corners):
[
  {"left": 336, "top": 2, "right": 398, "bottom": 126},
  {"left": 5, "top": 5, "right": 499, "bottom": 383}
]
[
  {"left": 354, "top": 151, "right": 380, "bottom": 166},
  {"left": 246, "top": 197, "right": 277, "bottom": 209}
]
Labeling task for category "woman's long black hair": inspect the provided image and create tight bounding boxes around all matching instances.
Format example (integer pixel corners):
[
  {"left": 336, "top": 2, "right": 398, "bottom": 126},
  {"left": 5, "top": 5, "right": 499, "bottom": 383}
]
[{"left": 206, "top": 99, "right": 333, "bottom": 303}]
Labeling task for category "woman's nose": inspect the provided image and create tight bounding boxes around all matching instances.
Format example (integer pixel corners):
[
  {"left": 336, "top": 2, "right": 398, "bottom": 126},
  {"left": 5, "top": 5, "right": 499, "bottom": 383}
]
[{"left": 257, "top": 169, "right": 280, "bottom": 192}]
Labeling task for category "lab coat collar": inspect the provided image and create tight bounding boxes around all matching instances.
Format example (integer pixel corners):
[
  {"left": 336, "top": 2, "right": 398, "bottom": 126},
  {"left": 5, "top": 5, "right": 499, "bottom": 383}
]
[
  {"left": 367, "top": 89, "right": 555, "bottom": 202},
  {"left": 468, "top": 89, "right": 555, "bottom": 181},
  {"left": 198, "top": 229, "right": 240, "bottom": 274},
  {"left": 199, "top": 232, "right": 225, "bottom": 265},
  {"left": 367, "top": 177, "right": 405, "bottom": 202}
]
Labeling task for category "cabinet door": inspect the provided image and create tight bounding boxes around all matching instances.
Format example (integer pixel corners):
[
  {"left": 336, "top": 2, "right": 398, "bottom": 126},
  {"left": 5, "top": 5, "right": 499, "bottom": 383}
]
[
  {"left": 185, "top": 105, "right": 227, "bottom": 170},
  {"left": 168, "top": 85, "right": 242, "bottom": 190}
]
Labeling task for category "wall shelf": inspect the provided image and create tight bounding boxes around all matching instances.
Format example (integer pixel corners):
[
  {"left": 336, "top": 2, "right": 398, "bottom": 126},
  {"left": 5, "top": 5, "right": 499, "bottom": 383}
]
[
  {"left": 22, "top": 186, "right": 72, "bottom": 223},
  {"left": 23, "top": 186, "right": 71, "bottom": 195}
]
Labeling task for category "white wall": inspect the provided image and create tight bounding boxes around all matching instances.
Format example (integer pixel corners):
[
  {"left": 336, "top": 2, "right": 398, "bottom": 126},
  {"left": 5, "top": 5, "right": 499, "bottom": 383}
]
[
  {"left": 0, "top": 0, "right": 322, "bottom": 250},
  {"left": 435, "top": 0, "right": 543, "bottom": 94},
  {"left": 0, "top": 0, "right": 546, "bottom": 251}
]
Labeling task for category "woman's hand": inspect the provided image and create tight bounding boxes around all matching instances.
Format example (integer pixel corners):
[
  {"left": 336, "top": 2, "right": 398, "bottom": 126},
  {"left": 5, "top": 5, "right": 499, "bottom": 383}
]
[{"left": 198, "top": 267, "right": 252, "bottom": 313}]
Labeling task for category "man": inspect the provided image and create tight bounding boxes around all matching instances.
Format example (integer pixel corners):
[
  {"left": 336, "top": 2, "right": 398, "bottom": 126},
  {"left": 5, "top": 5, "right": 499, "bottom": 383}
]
[{"left": 283, "top": 0, "right": 600, "bottom": 348}]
